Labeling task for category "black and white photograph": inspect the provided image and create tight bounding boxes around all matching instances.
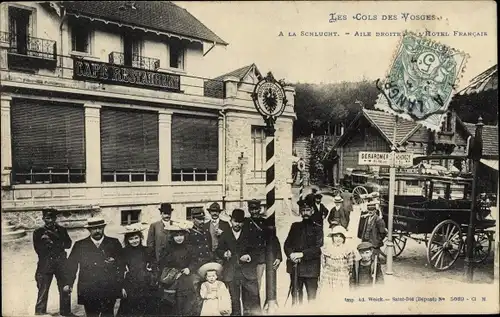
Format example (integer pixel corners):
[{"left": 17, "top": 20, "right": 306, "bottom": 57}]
[{"left": 1, "top": 1, "right": 498, "bottom": 316}]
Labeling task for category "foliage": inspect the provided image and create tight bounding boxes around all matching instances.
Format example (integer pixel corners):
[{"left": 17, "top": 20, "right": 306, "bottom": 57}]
[
  {"left": 308, "top": 135, "right": 338, "bottom": 185},
  {"left": 293, "top": 79, "right": 380, "bottom": 138},
  {"left": 450, "top": 90, "right": 498, "bottom": 125}
]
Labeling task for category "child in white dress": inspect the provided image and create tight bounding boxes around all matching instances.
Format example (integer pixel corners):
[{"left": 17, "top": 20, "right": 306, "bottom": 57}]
[{"left": 198, "top": 262, "right": 231, "bottom": 316}]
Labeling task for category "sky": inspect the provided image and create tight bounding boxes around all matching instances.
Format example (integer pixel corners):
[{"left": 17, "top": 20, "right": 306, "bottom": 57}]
[{"left": 174, "top": 1, "right": 497, "bottom": 89}]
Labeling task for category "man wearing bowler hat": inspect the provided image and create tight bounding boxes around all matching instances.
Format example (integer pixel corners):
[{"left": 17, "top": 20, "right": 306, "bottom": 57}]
[
  {"left": 147, "top": 202, "right": 175, "bottom": 262},
  {"left": 65, "top": 217, "right": 124, "bottom": 317},
  {"left": 217, "top": 209, "right": 261, "bottom": 315},
  {"left": 245, "top": 199, "right": 282, "bottom": 294},
  {"left": 204, "top": 202, "right": 231, "bottom": 253},
  {"left": 311, "top": 192, "right": 329, "bottom": 227},
  {"left": 33, "top": 207, "right": 73, "bottom": 316}
]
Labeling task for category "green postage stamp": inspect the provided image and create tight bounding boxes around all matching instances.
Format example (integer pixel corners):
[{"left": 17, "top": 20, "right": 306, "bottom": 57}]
[{"left": 375, "top": 31, "right": 468, "bottom": 131}]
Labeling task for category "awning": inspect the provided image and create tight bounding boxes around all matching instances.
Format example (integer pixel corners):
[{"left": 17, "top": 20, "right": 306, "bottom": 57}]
[{"left": 481, "top": 159, "right": 499, "bottom": 171}]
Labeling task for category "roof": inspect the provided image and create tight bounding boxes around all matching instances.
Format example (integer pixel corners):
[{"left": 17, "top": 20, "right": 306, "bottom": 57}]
[
  {"left": 463, "top": 122, "right": 498, "bottom": 158},
  {"left": 204, "top": 64, "right": 261, "bottom": 98},
  {"left": 458, "top": 64, "right": 498, "bottom": 95},
  {"left": 334, "top": 108, "right": 420, "bottom": 149},
  {"left": 62, "top": 1, "right": 228, "bottom": 45}
]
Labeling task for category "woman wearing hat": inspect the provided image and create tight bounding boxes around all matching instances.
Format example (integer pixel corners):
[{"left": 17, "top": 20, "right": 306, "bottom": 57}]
[
  {"left": 157, "top": 223, "right": 197, "bottom": 316},
  {"left": 317, "top": 226, "right": 358, "bottom": 300},
  {"left": 117, "top": 223, "right": 156, "bottom": 317}
]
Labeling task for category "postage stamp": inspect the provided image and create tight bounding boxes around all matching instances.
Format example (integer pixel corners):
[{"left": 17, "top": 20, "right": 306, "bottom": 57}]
[{"left": 375, "top": 31, "right": 469, "bottom": 131}]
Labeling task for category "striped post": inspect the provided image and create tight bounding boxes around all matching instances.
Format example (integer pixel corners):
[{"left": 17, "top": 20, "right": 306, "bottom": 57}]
[
  {"left": 264, "top": 124, "right": 278, "bottom": 312},
  {"left": 299, "top": 170, "right": 304, "bottom": 201}
]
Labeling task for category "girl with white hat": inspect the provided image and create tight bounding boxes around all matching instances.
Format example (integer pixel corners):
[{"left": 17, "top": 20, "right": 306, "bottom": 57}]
[
  {"left": 317, "top": 226, "right": 359, "bottom": 300},
  {"left": 197, "top": 262, "right": 231, "bottom": 316}
]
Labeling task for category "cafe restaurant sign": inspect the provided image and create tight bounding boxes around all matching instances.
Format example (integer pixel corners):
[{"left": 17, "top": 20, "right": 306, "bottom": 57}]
[{"left": 73, "top": 59, "right": 181, "bottom": 92}]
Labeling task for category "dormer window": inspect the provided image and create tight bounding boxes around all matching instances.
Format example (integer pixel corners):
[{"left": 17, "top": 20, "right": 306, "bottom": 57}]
[
  {"left": 169, "top": 38, "right": 184, "bottom": 69},
  {"left": 71, "top": 20, "right": 91, "bottom": 53},
  {"left": 441, "top": 111, "right": 453, "bottom": 133},
  {"left": 123, "top": 34, "right": 142, "bottom": 67}
]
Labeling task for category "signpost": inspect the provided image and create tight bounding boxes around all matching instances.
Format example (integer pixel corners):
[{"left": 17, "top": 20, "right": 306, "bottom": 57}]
[
  {"left": 357, "top": 148, "right": 414, "bottom": 274},
  {"left": 252, "top": 72, "right": 288, "bottom": 314},
  {"left": 238, "top": 152, "right": 248, "bottom": 207}
]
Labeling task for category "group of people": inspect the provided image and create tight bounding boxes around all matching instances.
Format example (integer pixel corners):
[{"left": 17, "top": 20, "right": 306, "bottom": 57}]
[
  {"left": 32, "top": 190, "right": 387, "bottom": 317},
  {"left": 33, "top": 200, "right": 281, "bottom": 317},
  {"left": 283, "top": 190, "right": 387, "bottom": 305}
]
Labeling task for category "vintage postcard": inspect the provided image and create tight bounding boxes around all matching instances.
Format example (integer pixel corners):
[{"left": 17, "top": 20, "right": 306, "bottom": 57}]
[{"left": 1, "top": 1, "right": 498, "bottom": 316}]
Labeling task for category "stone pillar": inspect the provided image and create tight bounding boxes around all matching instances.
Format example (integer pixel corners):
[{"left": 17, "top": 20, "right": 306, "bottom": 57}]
[
  {"left": 84, "top": 104, "right": 101, "bottom": 186},
  {"left": 284, "top": 85, "right": 296, "bottom": 112},
  {"left": 158, "top": 110, "right": 173, "bottom": 184},
  {"left": 1, "top": 94, "right": 12, "bottom": 187},
  {"left": 223, "top": 76, "right": 239, "bottom": 98},
  {"left": 218, "top": 115, "right": 225, "bottom": 184}
]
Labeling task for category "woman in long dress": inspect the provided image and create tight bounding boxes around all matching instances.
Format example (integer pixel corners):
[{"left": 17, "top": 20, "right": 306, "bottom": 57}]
[
  {"left": 157, "top": 223, "right": 198, "bottom": 316},
  {"left": 318, "top": 225, "right": 358, "bottom": 300},
  {"left": 117, "top": 223, "right": 156, "bottom": 317}
]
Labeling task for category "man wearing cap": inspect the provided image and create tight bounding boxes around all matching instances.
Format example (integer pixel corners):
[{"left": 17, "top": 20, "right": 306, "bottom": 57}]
[
  {"left": 217, "top": 209, "right": 261, "bottom": 316},
  {"left": 188, "top": 207, "right": 217, "bottom": 314},
  {"left": 65, "top": 217, "right": 124, "bottom": 317},
  {"left": 204, "top": 202, "right": 231, "bottom": 254},
  {"left": 244, "top": 199, "right": 282, "bottom": 294},
  {"left": 147, "top": 202, "right": 175, "bottom": 262},
  {"left": 284, "top": 195, "right": 323, "bottom": 305},
  {"left": 327, "top": 195, "right": 350, "bottom": 230},
  {"left": 311, "top": 192, "right": 329, "bottom": 227},
  {"left": 33, "top": 208, "right": 73, "bottom": 316},
  {"left": 359, "top": 201, "right": 387, "bottom": 258},
  {"left": 351, "top": 242, "right": 384, "bottom": 286}
]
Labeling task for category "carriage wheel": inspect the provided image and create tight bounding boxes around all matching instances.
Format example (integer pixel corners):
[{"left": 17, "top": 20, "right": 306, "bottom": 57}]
[
  {"left": 427, "top": 220, "right": 463, "bottom": 271},
  {"left": 352, "top": 186, "right": 368, "bottom": 205},
  {"left": 468, "top": 232, "right": 492, "bottom": 264},
  {"left": 380, "top": 234, "right": 407, "bottom": 258}
]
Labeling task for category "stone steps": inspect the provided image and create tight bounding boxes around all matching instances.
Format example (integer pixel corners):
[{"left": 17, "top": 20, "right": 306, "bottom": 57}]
[{"left": 2, "top": 220, "right": 27, "bottom": 241}]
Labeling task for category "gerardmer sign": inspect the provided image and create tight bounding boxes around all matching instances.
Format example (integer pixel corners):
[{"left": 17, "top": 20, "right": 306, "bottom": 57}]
[
  {"left": 73, "top": 59, "right": 181, "bottom": 92},
  {"left": 358, "top": 151, "right": 414, "bottom": 167}
]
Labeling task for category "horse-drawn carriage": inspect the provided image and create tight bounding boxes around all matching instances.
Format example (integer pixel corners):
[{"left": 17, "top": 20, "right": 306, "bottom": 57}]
[{"left": 378, "top": 170, "right": 496, "bottom": 271}]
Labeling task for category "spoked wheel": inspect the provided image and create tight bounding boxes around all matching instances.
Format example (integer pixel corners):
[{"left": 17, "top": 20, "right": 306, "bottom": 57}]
[
  {"left": 468, "top": 231, "right": 493, "bottom": 264},
  {"left": 380, "top": 233, "right": 407, "bottom": 258},
  {"left": 427, "top": 220, "right": 463, "bottom": 271},
  {"left": 352, "top": 186, "right": 368, "bottom": 205}
]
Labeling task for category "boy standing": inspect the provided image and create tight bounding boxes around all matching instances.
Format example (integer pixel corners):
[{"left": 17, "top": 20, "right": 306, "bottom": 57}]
[{"left": 351, "top": 242, "right": 384, "bottom": 287}]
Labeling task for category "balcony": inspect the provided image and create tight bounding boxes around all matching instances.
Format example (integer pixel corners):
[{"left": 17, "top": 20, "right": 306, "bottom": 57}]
[
  {"left": 108, "top": 51, "right": 160, "bottom": 71},
  {"left": 0, "top": 31, "right": 57, "bottom": 70}
]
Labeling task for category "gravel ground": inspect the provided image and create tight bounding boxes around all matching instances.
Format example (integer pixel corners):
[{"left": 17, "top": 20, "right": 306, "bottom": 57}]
[{"left": 2, "top": 186, "right": 498, "bottom": 316}]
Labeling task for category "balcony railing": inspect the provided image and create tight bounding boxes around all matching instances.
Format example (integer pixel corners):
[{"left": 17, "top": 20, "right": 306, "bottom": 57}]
[
  {"left": 108, "top": 51, "right": 160, "bottom": 71},
  {"left": 1, "top": 31, "right": 56, "bottom": 60}
]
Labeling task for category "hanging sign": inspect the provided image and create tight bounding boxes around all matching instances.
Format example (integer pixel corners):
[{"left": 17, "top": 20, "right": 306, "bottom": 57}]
[{"left": 252, "top": 72, "right": 287, "bottom": 119}]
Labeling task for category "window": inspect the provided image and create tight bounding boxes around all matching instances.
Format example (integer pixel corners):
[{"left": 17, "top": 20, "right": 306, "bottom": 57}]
[
  {"left": 100, "top": 107, "right": 159, "bottom": 182},
  {"left": 123, "top": 33, "right": 142, "bottom": 67},
  {"left": 11, "top": 100, "right": 86, "bottom": 184},
  {"left": 71, "top": 20, "right": 91, "bottom": 53},
  {"left": 8, "top": 6, "right": 33, "bottom": 55},
  {"left": 186, "top": 206, "right": 203, "bottom": 221},
  {"left": 171, "top": 115, "right": 218, "bottom": 182},
  {"left": 406, "top": 180, "right": 419, "bottom": 186},
  {"left": 169, "top": 38, "right": 184, "bottom": 69},
  {"left": 251, "top": 126, "right": 266, "bottom": 178},
  {"left": 121, "top": 209, "right": 141, "bottom": 225},
  {"left": 441, "top": 111, "right": 453, "bottom": 133},
  {"left": 334, "top": 123, "right": 343, "bottom": 136}
]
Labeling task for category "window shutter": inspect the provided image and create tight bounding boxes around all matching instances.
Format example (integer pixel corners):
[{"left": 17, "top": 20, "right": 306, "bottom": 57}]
[
  {"left": 11, "top": 100, "right": 85, "bottom": 170},
  {"left": 171, "top": 115, "right": 218, "bottom": 170},
  {"left": 100, "top": 107, "right": 159, "bottom": 172}
]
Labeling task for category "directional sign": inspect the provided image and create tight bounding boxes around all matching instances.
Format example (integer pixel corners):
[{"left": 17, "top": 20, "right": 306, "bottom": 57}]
[{"left": 358, "top": 151, "right": 414, "bottom": 167}]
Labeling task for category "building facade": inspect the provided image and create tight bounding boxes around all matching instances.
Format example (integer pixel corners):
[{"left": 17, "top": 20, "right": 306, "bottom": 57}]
[
  {"left": 329, "top": 107, "right": 498, "bottom": 197},
  {"left": 0, "top": 1, "right": 296, "bottom": 229}
]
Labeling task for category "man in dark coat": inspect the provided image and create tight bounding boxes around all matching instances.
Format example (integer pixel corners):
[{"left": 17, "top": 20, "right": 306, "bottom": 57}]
[
  {"left": 244, "top": 199, "right": 282, "bottom": 293},
  {"left": 217, "top": 209, "right": 261, "bottom": 316},
  {"left": 327, "top": 195, "right": 350, "bottom": 229},
  {"left": 359, "top": 201, "right": 387, "bottom": 258},
  {"left": 311, "top": 192, "right": 329, "bottom": 227},
  {"left": 204, "top": 202, "right": 231, "bottom": 254},
  {"left": 64, "top": 217, "right": 124, "bottom": 317},
  {"left": 284, "top": 195, "right": 323, "bottom": 305},
  {"left": 189, "top": 207, "right": 216, "bottom": 314},
  {"left": 147, "top": 202, "right": 175, "bottom": 263},
  {"left": 33, "top": 207, "right": 73, "bottom": 316}
]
